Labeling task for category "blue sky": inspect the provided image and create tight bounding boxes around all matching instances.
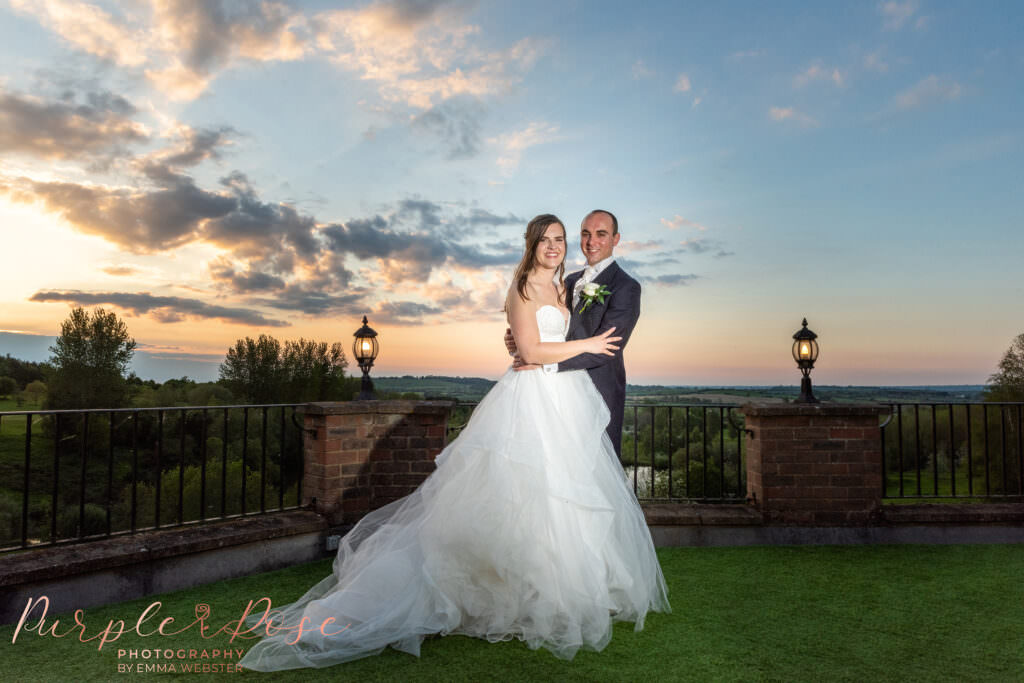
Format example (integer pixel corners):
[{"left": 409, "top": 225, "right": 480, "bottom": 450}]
[{"left": 0, "top": 0, "right": 1021, "bottom": 385}]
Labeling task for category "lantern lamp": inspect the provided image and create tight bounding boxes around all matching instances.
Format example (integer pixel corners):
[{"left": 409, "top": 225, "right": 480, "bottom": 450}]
[
  {"left": 791, "top": 318, "right": 820, "bottom": 404},
  {"left": 353, "top": 315, "right": 379, "bottom": 400}
]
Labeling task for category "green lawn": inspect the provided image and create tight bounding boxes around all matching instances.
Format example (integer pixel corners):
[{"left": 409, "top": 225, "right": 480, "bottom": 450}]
[
  {"left": 2, "top": 544, "right": 1023, "bottom": 681},
  {"left": 0, "top": 396, "right": 44, "bottom": 412}
]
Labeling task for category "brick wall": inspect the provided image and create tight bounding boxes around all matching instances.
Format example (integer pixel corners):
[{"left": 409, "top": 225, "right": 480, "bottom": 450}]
[
  {"left": 301, "top": 400, "right": 454, "bottom": 526},
  {"left": 742, "top": 402, "right": 889, "bottom": 525}
]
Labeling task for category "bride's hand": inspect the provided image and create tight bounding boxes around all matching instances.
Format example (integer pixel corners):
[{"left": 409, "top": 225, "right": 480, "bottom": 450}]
[{"left": 584, "top": 327, "right": 622, "bottom": 356}]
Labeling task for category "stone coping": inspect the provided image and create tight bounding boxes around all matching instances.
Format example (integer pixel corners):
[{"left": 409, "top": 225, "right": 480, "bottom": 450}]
[
  {"left": 740, "top": 401, "right": 890, "bottom": 417},
  {"left": 643, "top": 502, "right": 1024, "bottom": 527},
  {"left": 881, "top": 503, "right": 1024, "bottom": 524},
  {"left": 303, "top": 400, "right": 456, "bottom": 416},
  {"left": 643, "top": 503, "right": 763, "bottom": 526},
  {"left": 0, "top": 510, "right": 326, "bottom": 588}
]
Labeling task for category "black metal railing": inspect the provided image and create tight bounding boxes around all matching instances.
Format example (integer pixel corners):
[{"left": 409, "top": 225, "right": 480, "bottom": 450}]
[
  {"left": 447, "top": 402, "right": 747, "bottom": 503},
  {"left": 881, "top": 402, "right": 1024, "bottom": 500},
  {"left": 0, "top": 404, "right": 304, "bottom": 553}
]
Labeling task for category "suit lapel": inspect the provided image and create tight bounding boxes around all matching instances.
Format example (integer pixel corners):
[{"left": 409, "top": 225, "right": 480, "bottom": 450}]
[
  {"left": 564, "top": 270, "right": 584, "bottom": 339},
  {"left": 592, "top": 262, "right": 620, "bottom": 288},
  {"left": 564, "top": 271, "right": 581, "bottom": 308}
]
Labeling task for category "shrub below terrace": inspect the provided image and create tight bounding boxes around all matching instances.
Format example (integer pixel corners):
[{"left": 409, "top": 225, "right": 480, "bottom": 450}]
[
  {"left": 625, "top": 458, "right": 736, "bottom": 500},
  {"left": 883, "top": 403, "right": 1024, "bottom": 496},
  {"left": 0, "top": 492, "right": 19, "bottom": 542},
  {"left": 125, "top": 459, "right": 298, "bottom": 528},
  {"left": 56, "top": 502, "right": 108, "bottom": 538},
  {"left": 0, "top": 405, "right": 303, "bottom": 547},
  {"left": 1, "top": 457, "right": 299, "bottom": 547}
]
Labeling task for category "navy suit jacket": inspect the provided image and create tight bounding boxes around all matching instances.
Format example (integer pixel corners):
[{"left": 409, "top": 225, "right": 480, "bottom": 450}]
[{"left": 558, "top": 261, "right": 641, "bottom": 458}]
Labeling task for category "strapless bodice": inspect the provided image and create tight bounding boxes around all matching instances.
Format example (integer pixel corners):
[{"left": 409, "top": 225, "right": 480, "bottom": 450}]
[{"left": 536, "top": 305, "right": 569, "bottom": 342}]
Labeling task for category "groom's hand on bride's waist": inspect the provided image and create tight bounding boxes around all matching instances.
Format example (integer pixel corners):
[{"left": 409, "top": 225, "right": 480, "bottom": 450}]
[{"left": 504, "top": 327, "right": 518, "bottom": 356}]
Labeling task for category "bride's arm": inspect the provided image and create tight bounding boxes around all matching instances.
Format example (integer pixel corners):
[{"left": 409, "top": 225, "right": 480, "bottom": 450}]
[{"left": 506, "top": 292, "right": 621, "bottom": 365}]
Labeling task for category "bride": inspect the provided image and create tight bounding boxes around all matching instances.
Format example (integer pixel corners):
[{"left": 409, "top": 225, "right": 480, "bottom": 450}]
[{"left": 239, "top": 213, "right": 671, "bottom": 671}]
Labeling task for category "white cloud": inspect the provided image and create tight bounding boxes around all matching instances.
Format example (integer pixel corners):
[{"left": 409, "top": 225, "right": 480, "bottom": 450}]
[
  {"left": 317, "top": 7, "right": 545, "bottom": 110},
  {"left": 145, "top": 60, "right": 213, "bottom": 102},
  {"left": 660, "top": 214, "right": 707, "bottom": 231},
  {"left": 864, "top": 51, "right": 889, "bottom": 73},
  {"left": 768, "top": 106, "right": 818, "bottom": 127},
  {"left": 12, "top": 0, "right": 311, "bottom": 100},
  {"left": 879, "top": 0, "right": 920, "bottom": 31},
  {"left": 631, "top": 59, "right": 653, "bottom": 79},
  {"left": 491, "top": 121, "right": 560, "bottom": 173},
  {"left": 673, "top": 73, "right": 692, "bottom": 93},
  {"left": 794, "top": 63, "right": 844, "bottom": 88},
  {"left": 727, "top": 49, "right": 763, "bottom": 61},
  {"left": 13, "top": 0, "right": 540, "bottom": 108},
  {"left": 616, "top": 239, "right": 664, "bottom": 255},
  {"left": 9, "top": 0, "right": 148, "bottom": 66},
  {"left": 891, "top": 75, "right": 963, "bottom": 111}
]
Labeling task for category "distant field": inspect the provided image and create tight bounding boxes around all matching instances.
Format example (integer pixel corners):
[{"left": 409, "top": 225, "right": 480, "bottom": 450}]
[
  {"left": 0, "top": 380, "right": 990, "bottom": 409},
  {"left": 372, "top": 376, "right": 496, "bottom": 402},
  {"left": 657, "top": 393, "right": 786, "bottom": 405},
  {"left": 370, "top": 377, "right": 987, "bottom": 405}
]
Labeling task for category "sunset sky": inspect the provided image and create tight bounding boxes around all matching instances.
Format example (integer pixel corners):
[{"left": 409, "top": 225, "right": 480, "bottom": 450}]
[{"left": 0, "top": 0, "right": 1021, "bottom": 386}]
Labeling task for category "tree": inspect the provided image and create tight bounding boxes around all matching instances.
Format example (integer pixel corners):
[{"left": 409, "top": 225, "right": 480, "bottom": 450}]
[
  {"left": 218, "top": 335, "right": 356, "bottom": 404},
  {"left": 0, "top": 354, "right": 48, "bottom": 387},
  {"left": 281, "top": 338, "right": 350, "bottom": 402},
  {"left": 45, "top": 307, "right": 137, "bottom": 410},
  {"left": 23, "top": 380, "right": 47, "bottom": 405},
  {"left": 984, "top": 333, "right": 1024, "bottom": 402},
  {"left": 0, "top": 376, "right": 16, "bottom": 398},
  {"left": 219, "top": 335, "right": 284, "bottom": 404}
]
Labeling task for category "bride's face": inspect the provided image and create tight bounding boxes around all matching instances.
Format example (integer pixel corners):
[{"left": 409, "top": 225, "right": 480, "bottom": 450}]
[{"left": 533, "top": 223, "right": 565, "bottom": 269}]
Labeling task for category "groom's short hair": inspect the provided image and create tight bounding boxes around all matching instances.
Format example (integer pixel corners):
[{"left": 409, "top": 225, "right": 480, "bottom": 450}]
[{"left": 584, "top": 209, "right": 619, "bottom": 235}]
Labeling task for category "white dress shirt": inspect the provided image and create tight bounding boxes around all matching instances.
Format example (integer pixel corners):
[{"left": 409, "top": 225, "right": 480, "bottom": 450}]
[{"left": 571, "top": 255, "right": 616, "bottom": 309}]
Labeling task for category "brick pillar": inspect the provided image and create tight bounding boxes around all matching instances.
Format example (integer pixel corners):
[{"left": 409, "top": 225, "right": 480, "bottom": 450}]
[
  {"left": 740, "top": 402, "right": 889, "bottom": 525},
  {"left": 302, "top": 400, "right": 454, "bottom": 526}
]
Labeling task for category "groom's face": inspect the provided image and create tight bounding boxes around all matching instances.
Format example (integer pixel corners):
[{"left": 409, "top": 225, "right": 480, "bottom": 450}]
[{"left": 580, "top": 212, "right": 620, "bottom": 266}]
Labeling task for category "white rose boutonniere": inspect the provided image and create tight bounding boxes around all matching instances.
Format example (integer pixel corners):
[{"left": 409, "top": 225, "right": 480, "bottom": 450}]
[{"left": 578, "top": 282, "right": 611, "bottom": 314}]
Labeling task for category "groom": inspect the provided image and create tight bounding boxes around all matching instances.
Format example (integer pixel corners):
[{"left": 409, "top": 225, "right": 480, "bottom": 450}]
[{"left": 506, "top": 209, "right": 641, "bottom": 459}]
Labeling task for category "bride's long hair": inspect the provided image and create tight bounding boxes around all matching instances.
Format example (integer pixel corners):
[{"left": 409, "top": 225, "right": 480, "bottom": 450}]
[{"left": 510, "top": 213, "right": 566, "bottom": 304}]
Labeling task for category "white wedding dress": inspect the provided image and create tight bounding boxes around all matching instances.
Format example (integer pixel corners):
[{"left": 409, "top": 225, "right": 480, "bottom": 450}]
[{"left": 239, "top": 305, "right": 670, "bottom": 671}]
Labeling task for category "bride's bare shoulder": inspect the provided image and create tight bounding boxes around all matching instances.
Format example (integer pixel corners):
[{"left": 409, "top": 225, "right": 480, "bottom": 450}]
[{"left": 505, "top": 285, "right": 537, "bottom": 316}]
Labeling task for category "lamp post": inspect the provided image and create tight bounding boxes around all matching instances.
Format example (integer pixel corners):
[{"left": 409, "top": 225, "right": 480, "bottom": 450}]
[
  {"left": 792, "top": 318, "right": 820, "bottom": 404},
  {"left": 353, "top": 316, "right": 379, "bottom": 401}
]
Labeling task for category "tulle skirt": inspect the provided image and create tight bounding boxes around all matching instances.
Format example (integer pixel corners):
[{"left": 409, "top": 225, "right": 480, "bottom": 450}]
[{"left": 239, "top": 367, "right": 670, "bottom": 671}]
